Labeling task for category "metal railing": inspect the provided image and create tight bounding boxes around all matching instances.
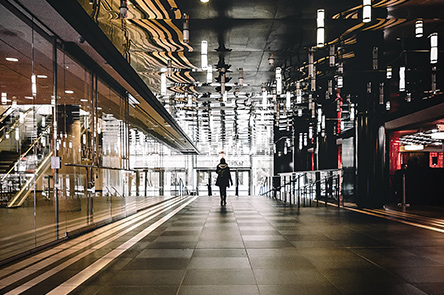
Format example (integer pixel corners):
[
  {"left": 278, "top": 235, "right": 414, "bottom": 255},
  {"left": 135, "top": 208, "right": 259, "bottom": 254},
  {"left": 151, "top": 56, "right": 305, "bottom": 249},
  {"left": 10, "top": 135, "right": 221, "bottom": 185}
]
[{"left": 260, "top": 169, "right": 343, "bottom": 208}]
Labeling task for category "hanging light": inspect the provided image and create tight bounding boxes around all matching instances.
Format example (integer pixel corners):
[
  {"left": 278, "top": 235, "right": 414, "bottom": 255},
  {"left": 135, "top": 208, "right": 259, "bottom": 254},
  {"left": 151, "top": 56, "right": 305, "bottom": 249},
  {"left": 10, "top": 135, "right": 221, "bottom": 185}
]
[
  {"left": 276, "top": 67, "right": 282, "bottom": 95},
  {"left": 119, "top": 0, "right": 128, "bottom": 19},
  {"left": 296, "top": 81, "right": 302, "bottom": 104},
  {"left": 167, "top": 60, "right": 172, "bottom": 77},
  {"left": 379, "top": 82, "right": 384, "bottom": 105},
  {"left": 329, "top": 45, "right": 335, "bottom": 67},
  {"left": 286, "top": 91, "right": 291, "bottom": 109},
  {"left": 183, "top": 14, "right": 189, "bottom": 43},
  {"left": 430, "top": 33, "right": 438, "bottom": 64},
  {"left": 238, "top": 68, "right": 244, "bottom": 86},
  {"left": 160, "top": 71, "right": 167, "bottom": 95},
  {"left": 201, "top": 40, "right": 208, "bottom": 69},
  {"left": 372, "top": 47, "right": 378, "bottom": 70},
  {"left": 206, "top": 65, "right": 213, "bottom": 83},
  {"left": 268, "top": 53, "right": 275, "bottom": 66},
  {"left": 316, "top": 9, "right": 325, "bottom": 48},
  {"left": 415, "top": 20, "right": 423, "bottom": 38},
  {"left": 337, "top": 75, "right": 343, "bottom": 88},
  {"left": 363, "top": 0, "right": 371, "bottom": 23},
  {"left": 31, "top": 74, "right": 37, "bottom": 97},
  {"left": 386, "top": 66, "right": 392, "bottom": 79},
  {"left": 399, "top": 66, "right": 406, "bottom": 92}
]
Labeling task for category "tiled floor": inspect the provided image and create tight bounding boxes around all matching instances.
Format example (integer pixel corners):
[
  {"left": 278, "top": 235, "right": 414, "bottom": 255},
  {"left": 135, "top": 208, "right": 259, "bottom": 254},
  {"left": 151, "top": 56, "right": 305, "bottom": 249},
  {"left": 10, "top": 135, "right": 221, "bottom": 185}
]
[{"left": 3, "top": 195, "right": 444, "bottom": 294}]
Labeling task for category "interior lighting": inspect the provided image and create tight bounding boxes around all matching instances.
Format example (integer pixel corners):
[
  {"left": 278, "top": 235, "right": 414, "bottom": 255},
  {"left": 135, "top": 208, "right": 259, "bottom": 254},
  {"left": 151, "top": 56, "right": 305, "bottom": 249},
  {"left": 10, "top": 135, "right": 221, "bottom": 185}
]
[
  {"left": 119, "top": 0, "right": 128, "bottom": 18},
  {"left": 430, "top": 33, "right": 438, "bottom": 64},
  {"left": 160, "top": 72, "right": 167, "bottom": 95},
  {"left": 372, "top": 47, "right": 378, "bottom": 70},
  {"left": 385, "top": 100, "right": 391, "bottom": 111},
  {"left": 431, "top": 132, "right": 444, "bottom": 140},
  {"left": 200, "top": 0, "right": 209, "bottom": 2},
  {"left": 404, "top": 144, "right": 424, "bottom": 151},
  {"left": 183, "top": 14, "right": 189, "bottom": 43},
  {"left": 201, "top": 40, "right": 208, "bottom": 69},
  {"left": 167, "top": 60, "right": 172, "bottom": 77},
  {"left": 329, "top": 45, "right": 335, "bottom": 67},
  {"left": 296, "top": 81, "right": 302, "bottom": 103},
  {"left": 268, "top": 53, "right": 275, "bottom": 66},
  {"left": 286, "top": 91, "right": 291, "bottom": 109},
  {"left": 37, "top": 75, "right": 47, "bottom": 79},
  {"left": 206, "top": 65, "right": 213, "bottom": 83},
  {"left": 363, "top": 0, "right": 371, "bottom": 23},
  {"left": 316, "top": 9, "right": 325, "bottom": 48},
  {"left": 399, "top": 66, "right": 406, "bottom": 92},
  {"left": 386, "top": 66, "right": 392, "bottom": 79},
  {"left": 262, "top": 90, "right": 267, "bottom": 107},
  {"left": 64, "top": 90, "right": 74, "bottom": 94},
  {"left": 276, "top": 67, "right": 282, "bottom": 95},
  {"left": 337, "top": 75, "right": 343, "bottom": 88},
  {"left": 415, "top": 20, "right": 423, "bottom": 38},
  {"left": 6, "top": 57, "right": 18, "bottom": 62},
  {"left": 238, "top": 68, "right": 244, "bottom": 86},
  {"left": 31, "top": 74, "right": 37, "bottom": 97}
]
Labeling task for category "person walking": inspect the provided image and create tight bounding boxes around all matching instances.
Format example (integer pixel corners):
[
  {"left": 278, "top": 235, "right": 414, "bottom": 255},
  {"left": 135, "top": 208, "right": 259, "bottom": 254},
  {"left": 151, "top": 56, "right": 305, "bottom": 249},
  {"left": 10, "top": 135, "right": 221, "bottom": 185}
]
[{"left": 215, "top": 158, "right": 233, "bottom": 206}]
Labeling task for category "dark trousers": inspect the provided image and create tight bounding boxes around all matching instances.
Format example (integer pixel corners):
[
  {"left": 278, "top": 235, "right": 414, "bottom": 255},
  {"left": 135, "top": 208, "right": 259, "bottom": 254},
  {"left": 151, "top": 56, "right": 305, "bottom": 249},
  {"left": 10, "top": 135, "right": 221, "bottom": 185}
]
[{"left": 219, "top": 186, "right": 227, "bottom": 203}]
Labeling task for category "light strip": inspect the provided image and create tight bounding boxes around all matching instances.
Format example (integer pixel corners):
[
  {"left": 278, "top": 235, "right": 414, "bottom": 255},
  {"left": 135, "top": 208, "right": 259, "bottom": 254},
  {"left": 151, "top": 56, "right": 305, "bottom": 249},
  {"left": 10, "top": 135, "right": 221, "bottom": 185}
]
[
  {"left": 363, "top": 0, "right": 371, "bottom": 23},
  {"left": 316, "top": 9, "right": 325, "bottom": 48},
  {"left": 430, "top": 33, "right": 438, "bottom": 64}
]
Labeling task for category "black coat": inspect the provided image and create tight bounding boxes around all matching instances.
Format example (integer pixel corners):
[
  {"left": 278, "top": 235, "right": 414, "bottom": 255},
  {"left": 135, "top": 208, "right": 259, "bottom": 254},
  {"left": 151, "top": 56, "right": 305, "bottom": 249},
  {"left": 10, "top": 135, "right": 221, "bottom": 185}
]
[{"left": 216, "top": 163, "right": 232, "bottom": 187}]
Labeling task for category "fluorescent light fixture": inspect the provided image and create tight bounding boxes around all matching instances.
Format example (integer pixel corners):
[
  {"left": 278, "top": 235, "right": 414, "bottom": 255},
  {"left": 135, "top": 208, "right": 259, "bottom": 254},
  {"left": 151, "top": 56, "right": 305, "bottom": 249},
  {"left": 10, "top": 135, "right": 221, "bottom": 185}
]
[
  {"left": 415, "top": 20, "right": 423, "bottom": 38},
  {"left": 431, "top": 132, "right": 444, "bottom": 140},
  {"left": 430, "top": 33, "right": 438, "bottom": 64},
  {"left": 329, "top": 45, "right": 335, "bottom": 67},
  {"left": 183, "top": 14, "right": 189, "bottom": 43},
  {"left": 296, "top": 81, "right": 302, "bottom": 104},
  {"left": 337, "top": 75, "right": 343, "bottom": 88},
  {"left": 386, "top": 66, "right": 392, "bottom": 79},
  {"left": 262, "top": 91, "right": 267, "bottom": 107},
  {"left": 6, "top": 57, "right": 18, "bottom": 62},
  {"left": 80, "top": 98, "right": 88, "bottom": 102},
  {"left": 37, "top": 75, "right": 47, "bottom": 79},
  {"left": 206, "top": 65, "right": 213, "bottom": 83},
  {"left": 161, "top": 72, "right": 167, "bottom": 95},
  {"left": 200, "top": 0, "right": 209, "bottom": 2},
  {"left": 201, "top": 40, "right": 208, "bottom": 69},
  {"left": 238, "top": 68, "right": 244, "bottom": 86},
  {"left": 404, "top": 144, "right": 424, "bottom": 151},
  {"left": 276, "top": 67, "right": 282, "bottom": 95},
  {"left": 31, "top": 74, "right": 37, "bottom": 96},
  {"left": 316, "top": 9, "right": 325, "bottom": 48},
  {"left": 286, "top": 91, "right": 291, "bottom": 109},
  {"left": 399, "top": 66, "right": 405, "bottom": 92},
  {"left": 363, "top": 0, "right": 371, "bottom": 23}
]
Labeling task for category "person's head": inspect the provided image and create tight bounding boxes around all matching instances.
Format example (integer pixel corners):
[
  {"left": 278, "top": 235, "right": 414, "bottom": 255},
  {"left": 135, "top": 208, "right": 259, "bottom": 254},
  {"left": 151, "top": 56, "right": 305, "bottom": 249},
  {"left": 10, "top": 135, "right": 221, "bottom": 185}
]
[
  {"left": 401, "top": 163, "right": 408, "bottom": 170},
  {"left": 220, "top": 158, "right": 226, "bottom": 164}
]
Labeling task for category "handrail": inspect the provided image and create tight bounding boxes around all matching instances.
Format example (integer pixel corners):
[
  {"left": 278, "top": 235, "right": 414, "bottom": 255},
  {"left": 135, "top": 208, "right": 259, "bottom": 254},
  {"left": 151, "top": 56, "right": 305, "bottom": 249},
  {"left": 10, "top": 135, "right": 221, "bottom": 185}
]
[
  {"left": 0, "top": 108, "right": 32, "bottom": 144},
  {"left": 1, "top": 124, "right": 52, "bottom": 182},
  {"left": 0, "top": 106, "right": 13, "bottom": 125}
]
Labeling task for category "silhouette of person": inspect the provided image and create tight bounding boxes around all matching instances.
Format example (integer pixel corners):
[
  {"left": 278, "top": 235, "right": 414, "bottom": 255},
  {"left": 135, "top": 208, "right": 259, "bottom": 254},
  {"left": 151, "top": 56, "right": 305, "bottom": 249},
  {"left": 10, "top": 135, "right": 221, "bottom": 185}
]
[{"left": 215, "top": 158, "right": 233, "bottom": 206}]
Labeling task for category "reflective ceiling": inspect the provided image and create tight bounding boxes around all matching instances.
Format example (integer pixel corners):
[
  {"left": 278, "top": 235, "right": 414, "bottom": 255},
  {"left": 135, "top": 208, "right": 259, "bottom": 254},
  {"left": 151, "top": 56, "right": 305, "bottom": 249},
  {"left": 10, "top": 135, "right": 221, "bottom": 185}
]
[{"left": 80, "top": 0, "right": 444, "bottom": 154}]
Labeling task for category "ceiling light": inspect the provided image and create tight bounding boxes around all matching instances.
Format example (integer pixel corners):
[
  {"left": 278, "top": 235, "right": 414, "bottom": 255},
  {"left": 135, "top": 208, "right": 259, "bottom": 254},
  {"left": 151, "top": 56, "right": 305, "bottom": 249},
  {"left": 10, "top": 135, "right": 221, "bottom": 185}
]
[
  {"left": 363, "top": 0, "right": 371, "bottom": 23},
  {"left": 430, "top": 33, "right": 438, "bottom": 64},
  {"left": 65, "top": 90, "right": 74, "bottom": 94},
  {"left": 268, "top": 53, "right": 274, "bottom": 66},
  {"left": 431, "top": 132, "right": 444, "bottom": 140},
  {"left": 119, "top": 0, "right": 128, "bottom": 18},
  {"left": 201, "top": 40, "right": 208, "bottom": 69},
  {"left": 6, "top": 57, "right": 18, "bottom": 62},
  {"left": 161, "top": 72, "right": 167, "bottom": 95},
  {"left": 404, "top": 144, "right": 424, "bottom": 151},
  {"left": 37, "top": 75, "right": 47, "bottom": 79},
  {"left": 31, "top": 74, "right": 37, "bottom": 97},
  {"left": 276, "top": 67, "right": 282, "bottom": 95},
  {"left": 200, "top": 0, "right": 209, "bottom": 2},
  {"left": 316, "top": 9, "right": 325, "bottom": 48},
  {"left": 80, "top": 98, "right": 88, "bottom": 102},
  {"left": 238, "top": 68, "right": 244, "bottom": 86},
  {"left": 329, "top": 45, "right": 335, "bottom": 67},
  {"left": 183, "top": 14, "right": 189, "bottom": 43},
  {"left": 415, "top": 20, "right": 423, "bottom": 38},
  {"left": 206, "top": 65, "right": 213, "bottom": 83},
  {"left": 399, "top": 66, "right": 405, "bottom": 92},
  {"left": 386, "top": 66, "right": 392, "bottom": 79}
]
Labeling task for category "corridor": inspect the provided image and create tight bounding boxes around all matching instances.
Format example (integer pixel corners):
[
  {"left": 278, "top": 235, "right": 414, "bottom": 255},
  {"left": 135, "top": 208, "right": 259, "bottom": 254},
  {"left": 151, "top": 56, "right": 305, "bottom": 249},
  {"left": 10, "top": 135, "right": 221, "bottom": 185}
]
[{"left": 1, "top": 195, "right": 444, "bottom": 295}]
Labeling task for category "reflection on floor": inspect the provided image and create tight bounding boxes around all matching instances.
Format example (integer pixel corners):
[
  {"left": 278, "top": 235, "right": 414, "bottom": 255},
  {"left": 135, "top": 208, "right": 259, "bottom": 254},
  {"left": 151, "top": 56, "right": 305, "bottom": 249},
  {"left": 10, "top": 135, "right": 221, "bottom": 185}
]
[{"left": 1, "top": 195, "right": 444, "bottom": 295}]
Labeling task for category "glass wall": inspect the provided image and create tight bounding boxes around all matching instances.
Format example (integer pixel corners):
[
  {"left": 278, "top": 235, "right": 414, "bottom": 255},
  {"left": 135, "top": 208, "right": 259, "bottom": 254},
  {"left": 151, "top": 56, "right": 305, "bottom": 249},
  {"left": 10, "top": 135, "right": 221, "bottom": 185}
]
[{"left": 0, "top": 4, "right": 181, "bottom": 263}]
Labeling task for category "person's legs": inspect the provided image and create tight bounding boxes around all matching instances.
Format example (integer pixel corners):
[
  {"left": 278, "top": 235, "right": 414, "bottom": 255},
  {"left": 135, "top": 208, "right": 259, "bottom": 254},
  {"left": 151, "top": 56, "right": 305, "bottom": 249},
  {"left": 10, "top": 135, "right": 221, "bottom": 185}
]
[{"left": 219, "top": 186, "right": 224, "bottom": 205}]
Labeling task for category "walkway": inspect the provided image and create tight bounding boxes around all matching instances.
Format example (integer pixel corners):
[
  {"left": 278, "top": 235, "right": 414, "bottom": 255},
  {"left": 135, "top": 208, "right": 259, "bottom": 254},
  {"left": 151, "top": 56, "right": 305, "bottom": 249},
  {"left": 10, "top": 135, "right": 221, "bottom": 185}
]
[{"left": 1, "top": 195, "right": 444, "bottom": 295}]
